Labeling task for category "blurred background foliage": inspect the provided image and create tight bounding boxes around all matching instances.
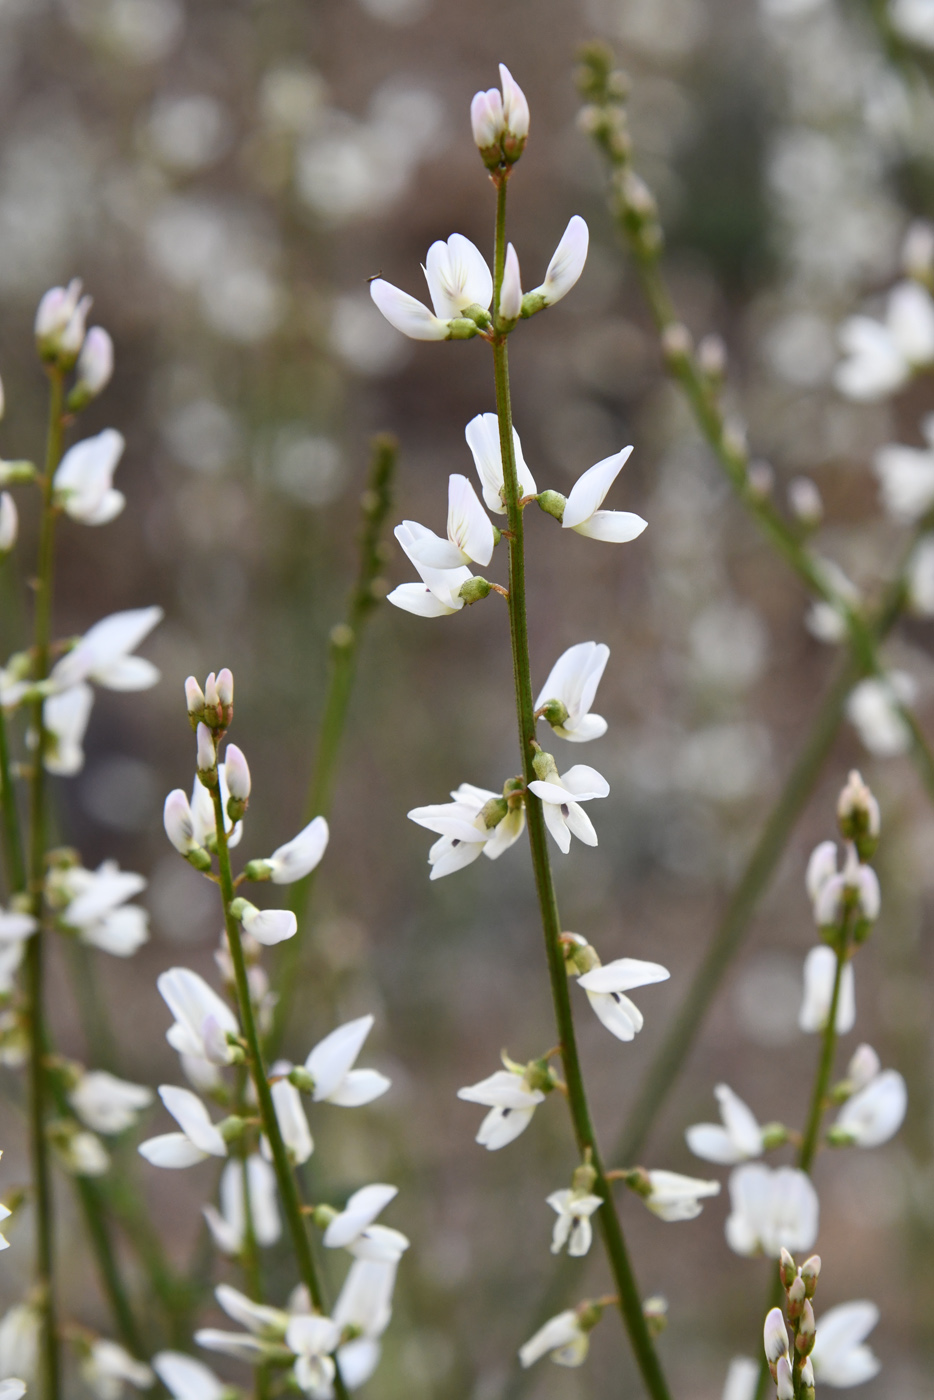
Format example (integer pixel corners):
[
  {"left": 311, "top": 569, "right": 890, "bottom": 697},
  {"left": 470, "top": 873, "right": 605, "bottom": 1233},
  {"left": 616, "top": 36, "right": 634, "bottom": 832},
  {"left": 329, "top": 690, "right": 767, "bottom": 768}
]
[{"left": 1, "top": 0, "right": 934, "bottom": 1397}]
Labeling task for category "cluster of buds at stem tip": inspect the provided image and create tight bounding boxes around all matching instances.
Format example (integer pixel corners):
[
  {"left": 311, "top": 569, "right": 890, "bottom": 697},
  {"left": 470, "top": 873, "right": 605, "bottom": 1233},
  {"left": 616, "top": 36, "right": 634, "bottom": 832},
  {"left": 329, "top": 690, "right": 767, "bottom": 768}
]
[
  {"left": 836, "top": 768, "right": 880, "bottom": 862},
  {"left": 186, "top": 668, "right": 234, "bottom": 732},
  {"left": 471, "top": 64, "right": 529, "bottom": 169},
  {"left": 764, "top": 1251, "right": 821, "bottom": 1400}
]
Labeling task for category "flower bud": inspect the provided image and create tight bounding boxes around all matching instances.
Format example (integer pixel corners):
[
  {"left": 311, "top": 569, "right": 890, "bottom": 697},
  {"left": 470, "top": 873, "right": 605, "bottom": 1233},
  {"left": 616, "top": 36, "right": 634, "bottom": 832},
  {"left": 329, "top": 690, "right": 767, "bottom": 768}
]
[
  {"left": 775, "top": 1356, "right": 794, "bottom": 1400},
  {"left": 746, "top": 459, "right": 774, "bottom": 500},
  {"left": 204, "top": 672, "right": 219, "bottom": 708},
  {"left": 458, "top": 576, "right": 493, "bottom": 605},
  {"left": 697, "top": 333, "right": 727, "bottom": 380},
  {"left": 164, "top": 789, "right": 196, "bottom": 854},
  {"left": 800, "top": 1255, "right": 820, "bottom": 1297},
  {"left": 35, "top": 280, "right": 91, "bottom": 366},
  {"left": 196, "top": 722, "right": 217, "bottom": 782},
  {"left": 217, "top": 668, "right": 234, "bottom": 708},
  {"left": 788, "top": 476, "right": 823, "bottom": 529},
  {"left": 500, "top": 243, "right": 523, "bottom": 322},
  {"left": 763, "top": 1307, "right": 789, "bottom": 1365},
  {"left": 185, "top": 676, "right": 205, "bottom": 724},
  {"left": 0, "top": 492, "right": 17, "bottom": 554},
  {"left": 500, "top": 63, "right": 529, "bottom": 158},
  {"left": 661, "top": 322, "right": 693, "bottom": 363},
  {"left": 537, "top": 490, "right": 566, "bottom": 521},
  {"left": 795, "top": 1300, "right": 816, "bottom": 1354},
  {"left": 787, "top": 1276, "right": 806, "bottom": 1317},
  {"left": 642, "top": 1296, "right": 667, "bottom": 1336},
  {"left": 836, "top": 769, "right": 880, "bottom": 860},
  {"left": 67, "top": 327, "right": 114, "bottom": 412},
  {"left": 225, "top": 744, "right": 251, "bottom": 803},
  {"left": 779, "top": 1249, "right": 797, "bottom": 1290},
  {"left": 471, "top": 87, "right": 505, "bottom": 166}
]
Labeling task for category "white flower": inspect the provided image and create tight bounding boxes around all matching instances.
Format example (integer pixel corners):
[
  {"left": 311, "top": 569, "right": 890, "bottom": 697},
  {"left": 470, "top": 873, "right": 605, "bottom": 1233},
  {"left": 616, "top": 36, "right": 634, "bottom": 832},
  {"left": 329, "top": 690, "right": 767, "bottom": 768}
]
[
  {"left": 69, "top": 1071, "right": 153, "bottom": 1134},
  {"left": 833, "top": 1069, "right": 907, "bottom": 1147},
  {"left": 138, "top": 1085, "right": 227, "bottom": 1168},
  {"left": 324, "top": 1184, "right": 409, "bottom": 1262},
  {"left": 53, "top": 429, "right": 126, "bottom": 525},
  {"left": 535, "top": 642, "right": 609, "bottom": 742},
  {"left": 834, "top": 280, "right": 934, "bottom": 400},
  {"left": 546, "top": 1188, "right": 602, "bottom": 1256},
  {"left": 55, "top": 860, "right": 149, "bottom": 956},
  {"left": 388, "top": 522, "right": 475, "bottom": 618},
  {"left": 0, "top": 493, "right": 17, "bottom": 553},
  {"left": 496, "top": 63, "right": 530, "bottom": 142},
  {"left": 0, "top": 942, "right": 25, "bottom": 996},
  {"left": 874, "top": 415, "right": 934, "bottom": 522},
  {"left": 165, "top": 765, "right": 244, "bottom": 855},
  {"left": 285, "top": 1315, "right": 342, "bottom": 1398},
  {"left": 262, "top": 815, "right": 330, "bottom": 883},
  {"left": 518, "top": 1310, "right": 589, "bottom": 1369},
  {"left": 464, "top": 412, "right": 537, "bottom": 515},
  {"left": 399, "top": 475, "right": 494, "bottom": 571},
  {"left": 457, "top": 1067, "right": 545, "bottom": 1149},
  {"left": 725, "top": 1163, "right": 819, "bottom": 1257},
  {"left": 158, "top": 966, "right": 240, "bottom": 1068},
  {"left": 500, "top": 243, "right": 523, "bottom": 320},
  {"left": 43, "top": 682, "right": 94, "bottom": 775},
  {"left": 561, "top": 448, "right": 647, "bottom": 542},
  {"left": 72, "top": 326, "right": 115, "bottom": 402},
  {"left": 0, "top": 1303, "right": 40, "bottom": 1384},
  {"left": 80, "top": 1339, "right": 154, "bottom": 1399},
  {"left": 267, "top": 1063, "right": 314, "bottom": 1166},
  {"left": 846, "top": 1043, "right": 881, "bottom": 1092},
  {"left": 304, "top": 1015, "right": 391, "bottom": 1106},
  {"left": 203, "top": 1154, "right": 281, "bottom": 1255},
  {"left": 408, "top": 782, "right": 525, "bottom": 879},
  {"left": 152, "top": 1352, "right": 228, "bottom": 1400},
  {"left": 0, "top": 1382, "right": 26, "bottom": 1400},
  {"left": 369, "top": 234, "right": 492, "bottom": 341},
  {"left": 907, "top": 536, "right": 934, "bottom": 615},
  {"left": 891, "top": 0, "right": 934, "bottom": 49},
  {"left": 721, "top": 1357, "right": 758, "bottom": 1400},
  {"left": 57, "top": 1127, "right": 110, "bottom": 1176},
  {"left": 686, "top": 1084, "right": 764, "bottom": 1165},
  {"left": 195, "top": 1286, "right": 289, "bottom": 1364},
  {"left": 811, "top": 1301, "right": 881, "bottom": 1386},
  {"left": 805, "top": 841, "right": 880, "bottom": 927},
  {"left": 332, "top": 1258, "right": 398, "bottom": 1389},
  {"left": 236, "top": 902, "right": 297, "bottom": 946},
  {"left": 527, "top": 763, "right": 609, "bottom": 853},
  {"left": 575, "top": 957, "right": 670, "bottom": 1042},
  {"left": 49, "top": 606, "right": 163, "bottom": 693},
  {"left": 846, "top": 672, "right": 917, "bottom": 756},
  {"left": 800, "top": 946, "right": 856, "bottom": 1035},
  {"left": 526, "top": 216, "right": 589, "bottom": 309},
  {"left": 0, "top": 906, "right": 37, "bottom": 944},
  {"left": 640, "top": 1170, "right": 720, "bottom": 1221}
]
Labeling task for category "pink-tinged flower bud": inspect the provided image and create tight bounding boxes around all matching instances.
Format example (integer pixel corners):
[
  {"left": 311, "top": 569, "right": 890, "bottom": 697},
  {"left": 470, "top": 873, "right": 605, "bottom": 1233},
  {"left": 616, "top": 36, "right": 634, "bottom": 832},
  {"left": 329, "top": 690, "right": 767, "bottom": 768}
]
[
  {"left": 196, "top": 722, "right": 216, "bottom": 775},
  {"left": 764, "top": 1307, "right": 789, "bottom": 1365},
  {"left": 164, "top": 789, "right": 195, "bottom": 853},
  {"left": 470, "top": 88, "right": 504, "bottom": 150},
  {"left": 185, "top": 676, "right": 205, "bottom": 715},
  {"left": 36, "top": 280, "right": 83, "bottom": 342},
  {"left": 779, "top": 1248, "right": 797, "bottom": 1289},
  {"left": 500, "top": 243, "right": 523, "bottom": 322},
  {"left": 216, "top": 668, "right": 234, "bottom": 708},
  {"left": 225, "top": 744, "right": 251, "bottom": 802},
  {"left": 0, "top": 492, "right": 17, "bottom": 554},
  {"left": 776, "top": 1356, "right": 794, "bottom": 1400},
  {"left": 796, "top": 1301, "right": 816, "bottom": 1354},
  {"left": 499, "top": 63, "right": 529, "bottom": 142},
  {"left": 68, "top": 327, "right": 114, "bottom": 412},
  {"left": 204, "top": 672, "right": 219, "bottom": 707},
  {"left": 789, "top": 476, "right": 823, "bottom": 528}
]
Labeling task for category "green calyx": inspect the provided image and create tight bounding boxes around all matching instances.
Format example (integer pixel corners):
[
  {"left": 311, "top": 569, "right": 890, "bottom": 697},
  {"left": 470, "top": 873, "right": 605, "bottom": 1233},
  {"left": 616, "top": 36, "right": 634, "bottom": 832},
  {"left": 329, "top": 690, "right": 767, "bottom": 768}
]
[
  {"left": 479, "top": 796, "right": 509, "bottom": 829},
  {"left": 540, "top": 698, "right": 570, "bottom": 728},
  {"left": 520, "top": 291, "right": 547, "bottom": 319},
  {"left": 458, "top": 576, "right": 493, "bottom": 605},
  {"left": 537, "top": 490, "right": 567, "bottom": 522}
]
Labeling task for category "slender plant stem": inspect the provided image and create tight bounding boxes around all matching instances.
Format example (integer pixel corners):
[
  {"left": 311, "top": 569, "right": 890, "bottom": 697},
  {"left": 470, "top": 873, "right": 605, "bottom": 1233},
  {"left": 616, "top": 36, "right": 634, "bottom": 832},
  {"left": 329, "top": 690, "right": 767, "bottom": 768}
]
[
  {"left": 490, "top": 171, "right": 671, "bottom": 1400},
  {"left": 270, "top": 435, "right": 396, "bottom": 1056},
  {"left": 209, "top": 777, "right": 349, "bottom": 1400}
]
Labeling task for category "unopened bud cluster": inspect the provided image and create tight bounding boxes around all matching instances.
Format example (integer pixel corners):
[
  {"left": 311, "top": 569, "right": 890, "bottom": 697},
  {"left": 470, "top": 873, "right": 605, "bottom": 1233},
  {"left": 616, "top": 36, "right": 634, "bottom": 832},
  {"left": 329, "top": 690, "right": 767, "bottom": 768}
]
[{"left": 764, "top": 1251, "right": 820, "bottom": 1400}]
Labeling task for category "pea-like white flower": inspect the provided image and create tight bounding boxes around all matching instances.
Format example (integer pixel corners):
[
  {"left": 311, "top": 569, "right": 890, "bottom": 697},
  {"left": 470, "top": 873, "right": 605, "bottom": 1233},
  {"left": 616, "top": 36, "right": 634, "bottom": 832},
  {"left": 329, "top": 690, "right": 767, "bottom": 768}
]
[
  {"left": 71, "top": 326, "right": 114, "bottom": 405},
  {"left": 0, "top": 493, "right": 17, "bottom": 553},
  {"left": 69, "top": 1071, "right": 153, "bottom": 1135},
  {"left": 799, "top": 946, "right": 856, "bottom": 1035},
  {"left": 157, "top": 966, "right": 241, "bottom": 1068},
  {"left": 35, "top": 279, "right": 91, "bottom": 361},
  {"left": 49, "top": 606, "right": 163, "bottom": 694},
  {"left": 388, "top": 522, "right": 476, "bottom": 618},
  {"left": 138, "top": 1085, "right": 227, "bottom": 1168},
  {"left": 304, "top": 1015, "right": 391, "bottom": 1107},
  {"left": 370, "top": 233, "right": 492, "bottom": 341},
  {"left": 43, "top": 682, "right": 94, "bottom": 775},
  {"left": 546, "top": 1188, "right": 603, "bottom": 1256},
  {"left": 267, "top": 1062, "right": 314, "bottom": 1166},
  {"left": 324, "top": 1183, "right": 409, "bottom": 1262},
  {"left": 195, "top": 1285, "right": 289, "bottom": 1365},
  {"left": 332, "top": 1257, "right": 399, "bottom": 1389},
  {"left": 80, "top": 1339, "right": 154, "bottom": 1399},
  {"left": 525, "top": 216, "right": 590, "bottom": 310},
  {"left": 465, "top": 412, "right": 537, "bottom": 515},
  {"left": 152, "top": 1352, "right": 228, "bottom": 1400},
  {"left": 457, "top": 1067, "right": 545, "bottom": 1150},
  {"left": 164, "top": 765, "right": 244, "bottom": 859},
  {"left": 834, "top": 280, "right": 934, "bottom": 401},
  {"left": 805, "top": 840, "right": 880, "bottom": 928},
  {"left": 846, "top": 672, "right": 916, "bottom": 756},
  {"left": 518, "top": 1310, "right": 589, "bottom": 1369},
  {"left": 203, "top": 1155, "right": 281, "bottom": 1256},
  {"left": 399, "top": 474, "right": 494, "bottom": 570},
  {"left": 0, "top": 906, "right": 38, "bottom": 944},
  {"left": 725, "top": 1163, "right": 819, "bottom": 1257},
  {"left": 832, "top": 1067, "right": 907, "bottom": 1147},
  {"left": 685, "top": 1084, "right": 764, "bottom": 1164},
  {"left": 527, "top": 764, "right": 609, "bottom": 853},
  {"left": 535, "top": 642, "right": 609, "bottom": 742},
  {"left": 54, "top": 1126, "right": 110, "bottom": 1177},
  {"left": 54, "top": 860, "right": 149, "bottom": 957},
  {"left": 810, "top": 1301, "right": 880, "bottom": 1386},
  {"left": 258, "top": 815, "right": 329, "bottom": 883},
  {"left": 408, "top": 781, "right": 525, "bottom": 879},
  {"left": 0, "top": 1303, "right": 40, "bottom": 1386},
  {"left": 560, "top": 448, "right": 647, "bottom": 542},
  {"left": 235, "top": 902, "right": 297, "bottom": 946},
  {"left": 764, "top": 1306, "right": 790, "bottom": 1365},
  {"left": 640, "top": 1170, "right": 721, "bottom": 1222},
  {"left": 721, "top": 1357, "right": 758, "bottom": 1400},
  {"left": 285, "top": 1315, "right": 342, "bottom": 1398},
  {"left": 574, "top": 956, "right": 670, "bottom": 1042},
  {"left": 53, "top": 428, "right": 126, "bottom": 525},
  {"left": 874, "top": 414, "right": 934, "bottom": 521}
]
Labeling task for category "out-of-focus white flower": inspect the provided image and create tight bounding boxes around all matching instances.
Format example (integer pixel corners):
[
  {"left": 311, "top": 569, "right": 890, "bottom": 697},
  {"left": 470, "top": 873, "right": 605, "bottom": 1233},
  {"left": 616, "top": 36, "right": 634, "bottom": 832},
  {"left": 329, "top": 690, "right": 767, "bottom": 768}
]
[
  {"left": 55, "top": 1127, "right": 110, "bottom": 1177},
  {"left": 138, "top": 1085, "right": 227, "bottom": 1168},
  {"left": 35, "top": 280, "right": 91, "bottom": 363},
  {"left": 203, "top": 1155, "right": 280, "bottom": 1255},
  {"left": 846, "top": 1043, "right": 881, "bottom": 1093},
  {"left": 49, "top": 606, "right": 163, "bottom": 693},
  {"left": 152, "top": 1352, "right": 228, "bottom": 1400},
  {"left": 195, "top": 1287, "right": 289, "bottom": 1363},
  {"left": 332, "top": 1257, "right": 398, "bottom": 1389},
  {"left": 834, "top": 281, "right": 934, "bottom": 400},
  {"left": 639, "top": 1170, "right": 721, "bottom": 1222},
  {"left": 806, "top": 558, "right": 861, "bottom": 646},
  {"left": 43, "top": 682, "right": 94, "bottom": 776},
  {"left": 53, "top": 429, "right": 125, "bottom": 526},
  {"left": 235, "top": 902, "right": 297, "bottom": 946},
  {"left": 284, "top": 1315, "right": 342, "bottom": 1397},
  {"left": 811, "top": 1301, "right": 881, "bottom": 1386},
  {"left": 846, "top": 672, "right": 916, "bottom": 757},
  {"left": 500, "top": 243, "right": 523, "bottom": 320},
  {"left": 0, "top": 906, "right": 37, "bottom": 944},
  {"left": 907, "top": 536, "right": 934, "bottom": 614},
  {"left": 833, "top": 1068, "right": 907, "bottom": 1147},
  {"left": 527, "top": 763, "right": 609, "bottom": 853},
  {"left": 890, "top": 0, "right": 934, "bottom": 49},
  {"left": 69, "top": 1070, "right": 153, "bottom": 1135},
  {"left": 370, "top": 234, "right": 492, "bottom": 341},
  {"left": 560, "top": 448, "right": 647, "bottom": 543},
  {"left": 805, "top": 840, "right": 880, "bottom": 927},
  {"left": 686, "top": 1084, "right": 764, "bottom": 1164},
  {"left": 55, "top": 860, "right": 149, "bottom": 957},
  {"left": 525, "top": 216, "right": 589, "bottom": 310},
  {"left": 725, "top": 1163, "right": 819, "bottom": 1257},
  {"left": 518, "top": 1310, "right": 589, "bottom": 1369},
  {"left": 303, "top": 1015, "right": 391, "bottom": 1107},
  {"left": 399, "top": 474, "right": 494, "bottom": 570},
  {"left": 408, "top": 781, "right": 525, "bottom": 879},
  {"left": 546, "top": 1188, "right": 602, "bottom": 1257},
  {"left": 268, "top": 1062, "right": 314, "bottom": 1166},
  {"left": 0, "top": 494, "right": 17, "bottom": 553},
  {"left": 71, "top": 327, "right": 115, "bottom": 407},
  {"left": 465, "top": 412, "right": 537, "bottom": 515},
  {"left": 800, "top": 946, "right": 856, "bottom": 1035},
  {"left": 80, "top": 1339, "right": 154, "bottom": 1399},
  {"left": 324, "top": 1183, "right": 409, "bottom": 1261},
  {"left": 535, "top": 642, "right": 609, "bottom": 742},
  {"left": 0, "top": 1303, "right": 40, "bottom": 1385},
  {"left": 788, "top": 476, "right": 823, "bottom": 527},
  {"left": 388, "top": 522, "right": 475, "bottom": 618},
  {"left": 0, "top": 1207, "right": 10, "bottom": 1253},
  {"left": 0, "top": 1381, "right": 26, "bottom": 1400},
  {"left": 574, "top": 955, "right": 670, "bottom": 1042},
  {"left": 458, "top": 1066, "right": 545, "bottom": 1150},
  {"left": 721, "top": 1357, "right": 758, "bottom": 1400},
  {"left": 874, "top": 415, "right": 934, "bottom": 522},
  {"left": 157, "top": 967, "right": 240, "bottom": 1069}
]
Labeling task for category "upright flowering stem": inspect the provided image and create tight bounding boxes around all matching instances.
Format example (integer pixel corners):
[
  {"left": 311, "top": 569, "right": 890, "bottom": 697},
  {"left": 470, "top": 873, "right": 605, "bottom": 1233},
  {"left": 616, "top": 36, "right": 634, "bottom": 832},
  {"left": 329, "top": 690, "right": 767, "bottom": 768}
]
[
  {"left": 208, "top": 780, "right": 349, "bottom": 1400},
  {"left": 25, "top": 365, "right": 65, "bottom": 1400},
  {"left": 491, "top": 172, "right": 672, "bottom": 1400}
]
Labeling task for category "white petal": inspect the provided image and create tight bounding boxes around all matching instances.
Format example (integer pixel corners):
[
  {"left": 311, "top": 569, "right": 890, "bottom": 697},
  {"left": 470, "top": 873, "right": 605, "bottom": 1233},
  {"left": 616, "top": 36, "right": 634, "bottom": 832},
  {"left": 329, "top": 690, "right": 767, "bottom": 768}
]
[
  {"left": 805, "top": 840, "right": 838, "bottom": 903},
  {"left": 447, "top": 474, "right": 494, "bottom": 566},
  {"left": 562, "top": 447, "right": 634, "bottom": 530},
  {"left": 428, "top": 837, "right": 486, "bottom": 878},
  {"left": 835, "top": 1070, "right": 907, "bottom": 1146},
  {"left": 336, "top": 1338, "right": 381, "bottom": 1389},
  {"left": 306, "top": 1015, "right": 374, "bottom": 1101},
  {"left": 685, "top": 1124, "right": 745, "bottom": 1165},
  {"left": 559, "top": 765, "right": 610, "bottom": 800},
  {"left": 811, "top": 1301, "right": 880, "bottom": 1385},
  {"left": 215, "top": 1283, "right": 288, "bottom": 1335},
  {"left": 347, "top": 1223, "right": 409, "bottom": 1262},
  {"left": 387, "top": 582, "right": 456, "bottom": 617},
  {"left": 572, "top": 510, "right": 648, "bottom": 542},
  {"left": 138, "top": 1133, "right": 208, "bottom": 1169},
  {"left": 721, "top": 1357, "right": 759, "bottom": 1400},
  {"left": 159, "top": 1085, "right": 226, "bottom": 1157},
  {"left": 585, "top": 988, "right": 642, "bottom": 1040},
  {"left": 577, "top": 957, "right": 670, "bottom": 993},
  {"left": 499, "top": 63, "right": 530, "bottom": 139},
  {"left": 464, "top": 412, "right": 536, "bottom": 514},
  {"left": 369, "top": 280, "right": 448, "bottom": 340},
  {"left": 326, "top": 1068, "right": 391, "bottom": 1107},
  {"left": 834, "top": 317, "right": 908, "bottom": 401},
  {"left": 888, "top": 279, "right": 934, "bottom": 362},
  {"left": 324, "top": 1184, "right": 398, "bottom": 1248},
  {"left": 269, "top": 816, "right": 329, "bottom": 883},
  {"left": 333, "top": 1257, "right": 398, "bottom": 1338},
  {"left": 535, "top": 641, "right": 608, "bottom": 728},
  {"left": 715, "top": 1084, "right": 764, "bottom": 1158},
  {"left": 476, "top": 1103, "right": 536, "bottom": 1149},
  {"left": 518, "top": 1312, "right": 582, "bottom": 1369},
  {"left": 423, "top": 234, "right": 492, "bottom": 319},
  {"left": 270, "top": 1077, "right": 313, "bottom": 1164},
  {"left": 457, "top": 1070, "right": 543, "bottom": 1109},
  {"left": 400, "top": 520, "right": 469, "bottom": 570},
  {"left": 536, "top": 216, "right": 589, "bottom": 306},
  {"left": 500, "top": 242, "right": 523, "bottom": 320},
  {"left": 540, "top": 799, "right": 571, "bottom": 853},
  {"left": 241, "top": 906, "right": 297, "bottom": 946},
  {"left": 194, "top": 1330, "right": 267, "bottom": 1363},
  {"left": 152, "top": 1353, "right": 227, "bottom": 1400}
]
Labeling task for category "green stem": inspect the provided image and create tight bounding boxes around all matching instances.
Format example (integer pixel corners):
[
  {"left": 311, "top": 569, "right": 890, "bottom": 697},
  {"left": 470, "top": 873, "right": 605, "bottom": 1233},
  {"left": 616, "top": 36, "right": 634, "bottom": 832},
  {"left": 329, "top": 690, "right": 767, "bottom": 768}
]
[
  {"left": 209, "top": 778, "right": 349, "bottom": 1400},
  {"left": 270, "top": 435, "right": 396, "bottom": 1056},
  {"left": 491, "top": 172, "right": 671, "bottom": 1400},
  {"left": 0, "top": 700, "right": 24, "bottom": 893}
]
